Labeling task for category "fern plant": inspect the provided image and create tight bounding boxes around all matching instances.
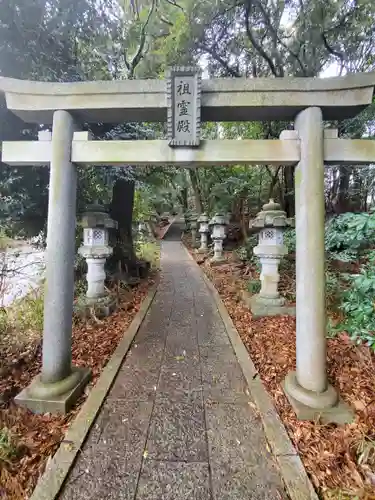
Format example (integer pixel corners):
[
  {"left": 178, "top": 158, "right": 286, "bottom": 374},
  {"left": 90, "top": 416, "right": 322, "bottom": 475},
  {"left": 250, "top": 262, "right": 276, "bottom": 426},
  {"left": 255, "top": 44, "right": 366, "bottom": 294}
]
[{"left": 336, "top": 266, "right": 375, "bottom": 349}]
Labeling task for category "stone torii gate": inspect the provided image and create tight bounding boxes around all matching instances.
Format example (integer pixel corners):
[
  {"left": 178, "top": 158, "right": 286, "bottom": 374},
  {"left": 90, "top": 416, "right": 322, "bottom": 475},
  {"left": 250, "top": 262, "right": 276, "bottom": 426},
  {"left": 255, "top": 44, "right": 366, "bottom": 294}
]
[{"left": 1, "top": 71, "right": 375, "bottom": 422}]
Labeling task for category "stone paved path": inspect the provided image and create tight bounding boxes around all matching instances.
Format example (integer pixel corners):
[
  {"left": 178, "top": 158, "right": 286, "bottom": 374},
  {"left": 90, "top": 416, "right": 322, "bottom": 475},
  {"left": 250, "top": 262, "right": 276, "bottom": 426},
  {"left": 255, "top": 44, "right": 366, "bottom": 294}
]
[{"left": 61, "top": 229, "right": 287, "bottom": 500}]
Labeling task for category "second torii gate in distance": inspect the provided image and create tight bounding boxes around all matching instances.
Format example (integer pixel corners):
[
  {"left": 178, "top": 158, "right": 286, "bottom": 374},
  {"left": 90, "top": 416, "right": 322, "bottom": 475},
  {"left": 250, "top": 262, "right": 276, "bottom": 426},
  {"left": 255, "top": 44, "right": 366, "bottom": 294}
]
[{"left": 1, "top": 69, "right": 375, "bottom": 423}]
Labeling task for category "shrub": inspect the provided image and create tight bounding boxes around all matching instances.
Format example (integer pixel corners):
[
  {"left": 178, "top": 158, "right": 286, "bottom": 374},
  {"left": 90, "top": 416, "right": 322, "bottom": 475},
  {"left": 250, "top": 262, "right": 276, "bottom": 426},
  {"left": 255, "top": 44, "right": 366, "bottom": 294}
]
[
  {"left": 283, "top": 228, "right": 296, "bottom": 253},
  {"left": 325, "top": 212, "right": 375, "bottom": 262},
  {"left": 234, "top": 245, "right": 248, "bottom": 262},
  {"left": 336, "top": 266, "right": 375, "bottom": 349},
  {"left": 136, "top": 240, "right": 160, "bottom": 270}
]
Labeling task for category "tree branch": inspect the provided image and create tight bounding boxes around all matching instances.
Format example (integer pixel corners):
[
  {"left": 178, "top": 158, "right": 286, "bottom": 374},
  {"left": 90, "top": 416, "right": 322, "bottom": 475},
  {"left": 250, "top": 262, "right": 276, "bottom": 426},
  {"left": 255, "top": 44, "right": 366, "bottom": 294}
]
[
  {"left": 164, "top": 0, "right": 184, "bottom": 12},
  {"left": 198, "top": 43, "right": 241, "bottom": 77},
  {"left": 127, "top": 0, "right": 156, "bottom": 78},
  {"left": 244, "top": 0, "right": 280, "bottom": 77},
  {"left": 321, "top": 32, "right": 345, "bottom": 71}
]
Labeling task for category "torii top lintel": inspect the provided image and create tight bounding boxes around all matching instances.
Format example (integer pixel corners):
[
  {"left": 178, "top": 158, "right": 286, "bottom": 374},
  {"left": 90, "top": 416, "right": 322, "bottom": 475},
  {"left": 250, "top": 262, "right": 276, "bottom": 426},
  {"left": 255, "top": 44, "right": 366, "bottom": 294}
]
[{"left": 0, "top": 72, "right": 374, "bottom": 125}]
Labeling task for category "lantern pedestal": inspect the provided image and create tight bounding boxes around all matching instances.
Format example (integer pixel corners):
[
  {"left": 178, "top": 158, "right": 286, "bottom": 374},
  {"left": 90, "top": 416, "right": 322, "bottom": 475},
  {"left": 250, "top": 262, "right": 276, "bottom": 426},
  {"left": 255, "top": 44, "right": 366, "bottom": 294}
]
[
  {"left": 196, "top": 213, "right": 209, "bottom": 254},
  {"left": 210, "top": 239, "right": 226, "bottom": 265},
  {"left": 196, "top": 233, "right": 208, "bottom": 253},
  {"left": 246, "top": 294, "right": 296, "bottom": 318}
]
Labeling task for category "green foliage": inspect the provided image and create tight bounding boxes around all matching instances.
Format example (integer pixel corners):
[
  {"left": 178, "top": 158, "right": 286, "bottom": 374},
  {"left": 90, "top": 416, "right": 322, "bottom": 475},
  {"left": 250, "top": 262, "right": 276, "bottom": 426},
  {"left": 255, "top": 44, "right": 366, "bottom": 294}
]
[
  {"left": 247, "top": 279, "right": 261, "bottom": 295},
  {"left": 335, "top": 266, "right": 375, "bottom": 349},
  {"left": 74, "top": 279, "right": 87, "bottom": 299},
  {"left": 234, "top": 245, "right": 248, "bottom": 262},
  {"left": 136, "top": 240, "right": 160, "bottom": 270},
  {"left": 0, "top": 427, "right": 19, "bottom": 464},
  {"left": 325, "top": 212, "right": 375, "bottom": 262},
  {"left": 283, "top": 228, "right": 296, "bottom": 253},
  {"left": 0, "top": 288, "right": 44, "bottom": 337},
  {"left": 235, "top": 235, "right": 258, "bottom": 262},
  {"left": 0, "top": 228, "right": 12, "bottom": 250},
  {"left": 133, "top": 188, "right": 153, "bottom": 221},
  {"left": 325, "top": 270, "right": 342, "bottom": 305}
]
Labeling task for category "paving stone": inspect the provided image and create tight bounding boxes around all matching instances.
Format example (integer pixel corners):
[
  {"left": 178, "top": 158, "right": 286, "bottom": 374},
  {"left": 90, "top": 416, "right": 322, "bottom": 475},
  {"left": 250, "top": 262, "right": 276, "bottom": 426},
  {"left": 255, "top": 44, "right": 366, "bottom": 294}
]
[
  {"left": 199, "top": 345, "right": 237, "bottom": 364},
  {"left": 146, "top": 396, "right": 207, "bottom": 461},
  {"left": 136, "top": 461, "right": 211, "bottom": 500},
  {"left": 61, "top": 401, "right": 152, "bottom": 500},
  {"left": 165, "top": 326, "right": 198, "bottom": 350},
  {"left": 197, "top": 315, "right": 230, "bottom": 346},
  {"left": 206, "top": 402, "right": 285, "bottom": 500},
  {"left": 108, "top": 361, "right": 160, "bottom": 401},
  {"left": 201, "top": 358, "right": 249, "bottom": 403},
  {"left": 158, "top": 353, "right": 202, "bottom": 396}
]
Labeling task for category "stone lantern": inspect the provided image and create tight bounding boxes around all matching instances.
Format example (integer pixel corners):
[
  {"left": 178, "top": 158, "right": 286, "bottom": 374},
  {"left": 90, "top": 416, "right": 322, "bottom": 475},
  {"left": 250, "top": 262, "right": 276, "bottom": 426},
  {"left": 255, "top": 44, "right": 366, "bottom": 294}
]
[
  {"left": 249, "top": 199, "right": 294, "bottom": 316},
  {"left": 190, "top": 213, "right": 199, "bottom": 248},
  {"left": 197, "top": 213, "right": 209, "bottom": 253},
  {"left": 210, "top": 213, "right": 227, "bottom": 264},
  {"left": 78, "top": 204, "right": 117, "bottom": 315}
]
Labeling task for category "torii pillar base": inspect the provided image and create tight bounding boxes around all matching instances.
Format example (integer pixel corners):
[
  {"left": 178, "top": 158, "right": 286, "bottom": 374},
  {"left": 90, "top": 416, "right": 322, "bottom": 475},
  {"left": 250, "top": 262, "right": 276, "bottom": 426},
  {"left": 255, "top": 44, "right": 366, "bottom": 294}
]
[
  {"left": 283, "top": 372, "right": 353, "bottom": 425},
  {"left": 15, "top": 366, "right": 91, "bottom": 414}
]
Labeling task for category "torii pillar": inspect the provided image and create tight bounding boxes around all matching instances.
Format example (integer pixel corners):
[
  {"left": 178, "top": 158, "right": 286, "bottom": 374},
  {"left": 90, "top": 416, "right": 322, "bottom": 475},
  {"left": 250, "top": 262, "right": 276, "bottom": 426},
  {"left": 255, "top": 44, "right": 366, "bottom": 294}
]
[
  {"left": 15, "top": 111, "right": 90, "bottom": 414},
  {"left": 283, "top": 107, "right": 353, "bottom": 424}
]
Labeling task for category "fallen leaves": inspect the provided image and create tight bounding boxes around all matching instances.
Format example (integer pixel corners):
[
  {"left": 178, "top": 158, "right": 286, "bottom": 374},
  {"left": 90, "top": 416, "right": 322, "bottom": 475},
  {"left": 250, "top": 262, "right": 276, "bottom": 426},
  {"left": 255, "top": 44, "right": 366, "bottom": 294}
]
[
  {"left": 0, "top": 275, "right": 155, "bottom": 499},
  {"left": 190, "top": 247, "right": 375, "bottom": 499}
]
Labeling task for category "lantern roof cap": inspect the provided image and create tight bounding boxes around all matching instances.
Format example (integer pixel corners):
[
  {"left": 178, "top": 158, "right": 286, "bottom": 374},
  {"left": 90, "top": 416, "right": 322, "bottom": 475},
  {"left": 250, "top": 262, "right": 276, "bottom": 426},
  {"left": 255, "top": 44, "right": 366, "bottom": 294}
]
[
  {"left": 198, "top": 212, "right": 209, "bottom": 223},
  {"left": 210, "top": 213, "right": 227, "bottom": 225},
  {"left": 81, "top": 205, "right": 117, "bottom": 229},
  {"left": 250, "top": 199, "right": 292, "bottom": 230}
]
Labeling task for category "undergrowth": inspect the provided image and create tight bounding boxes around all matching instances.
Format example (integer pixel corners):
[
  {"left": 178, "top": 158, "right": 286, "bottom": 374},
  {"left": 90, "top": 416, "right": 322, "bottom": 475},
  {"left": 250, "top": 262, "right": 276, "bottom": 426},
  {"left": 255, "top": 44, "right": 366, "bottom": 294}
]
[
  {"left": 0, "top": 428, "right": 21, "bottom": 465},
  {"left": 136, "top": 239, "right": 160, "bottom": 270},
  {"left": 0, "top": 287, "right": 44, "bottom": 339}
]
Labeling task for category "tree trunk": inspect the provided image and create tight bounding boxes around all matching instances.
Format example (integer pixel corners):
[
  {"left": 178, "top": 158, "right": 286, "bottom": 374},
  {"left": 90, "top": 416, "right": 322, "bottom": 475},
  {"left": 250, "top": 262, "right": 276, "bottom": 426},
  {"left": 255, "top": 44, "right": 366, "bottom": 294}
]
[
  {"left": 333, "top": 166, "right": 351, "bottom": 214},
  {"left": 240, "top": 198, "right": 248, "bottom": 241},
  {"left": 108, "top": 178, "right": 136, "bottom": 275},
  {"left": 188, "top": 168, "right": 203, "bottom": 213},
  {"left": 283, "top": 165, "right": 295, "bottom": 217}
]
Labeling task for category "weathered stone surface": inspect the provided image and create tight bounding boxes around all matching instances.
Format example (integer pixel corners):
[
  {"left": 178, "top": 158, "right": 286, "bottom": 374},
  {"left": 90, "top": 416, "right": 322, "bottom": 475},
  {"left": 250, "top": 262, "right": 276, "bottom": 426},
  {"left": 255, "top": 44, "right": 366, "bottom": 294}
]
[
  {"left": 61, "top": 401, "right": 152, "bottom": 500},
  {"left": 201, "top": 357, "right": 249, "bottom": 403},
  {"left": 15, "top": 367, "right": 91, "bottom": 414},
  {"left": 136, "top": 461, "right": 211, "bottom": 500},
  {"left": 206, "top": 402, "right": 286, "bottom": 500},
  {"left": 248, "top": 293, "right": 296, "bottom": 318},
  {"left": 146, "top": 396, "right": 207, "bottom": 461},
  {"left": 1, "top": 72, "right": 374, "bottom": 124}
]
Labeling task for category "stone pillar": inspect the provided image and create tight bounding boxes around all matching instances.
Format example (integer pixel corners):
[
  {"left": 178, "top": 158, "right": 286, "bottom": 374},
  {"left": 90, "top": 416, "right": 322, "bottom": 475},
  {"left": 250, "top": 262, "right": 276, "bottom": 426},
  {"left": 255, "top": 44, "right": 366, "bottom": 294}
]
[
  {"left": 284, "top": 107, "right": 352, "bottom": 423},
  {"left": 15, "top": 110, "right": 90, "bottom": 414}
]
